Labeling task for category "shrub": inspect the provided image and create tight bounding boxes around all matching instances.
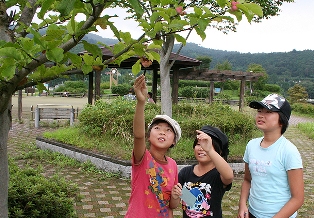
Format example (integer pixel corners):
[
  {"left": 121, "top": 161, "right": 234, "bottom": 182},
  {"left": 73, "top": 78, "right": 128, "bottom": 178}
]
[
  {"left": 263, "top": 84, "right": 281, "bottom": 92},
  {"left": 54, "top": 81, "right": 87, "bottom": 94},
  {"left": 111, "top": 84, "right": 131, "bottom": 96},
  {"left": 77, "top": 98, "right": 255, "bottom": 161},
  {"left": 9, "top": 162, "right": 78, "bottom": 218},
  {"left": 292, "top": 102, "right": 314, "bottom": 115}
]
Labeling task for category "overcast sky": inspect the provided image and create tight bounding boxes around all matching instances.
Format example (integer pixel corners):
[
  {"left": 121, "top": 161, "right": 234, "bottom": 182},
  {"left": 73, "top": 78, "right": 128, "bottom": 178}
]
[{"left": 94, "top": 0, "right": 313, "bottom": 54}]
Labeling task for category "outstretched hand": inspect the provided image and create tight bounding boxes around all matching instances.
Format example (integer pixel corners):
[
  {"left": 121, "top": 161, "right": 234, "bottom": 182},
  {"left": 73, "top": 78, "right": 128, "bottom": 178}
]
[{"left": 133, "top": 75, "right": 147, "bottom": 102}]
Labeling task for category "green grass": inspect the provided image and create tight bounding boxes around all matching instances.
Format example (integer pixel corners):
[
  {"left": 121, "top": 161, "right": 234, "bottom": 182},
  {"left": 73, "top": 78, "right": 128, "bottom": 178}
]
[{"left": 297, "top": 122, "right": 314, "bottom": 140}]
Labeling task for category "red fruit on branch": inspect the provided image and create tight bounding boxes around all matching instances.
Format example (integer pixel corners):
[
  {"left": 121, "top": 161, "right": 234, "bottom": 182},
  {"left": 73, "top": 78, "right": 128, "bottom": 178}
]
[
  {"left": 140, "top": 57, "right": 152, "bottom": 68},
  {"left": 231, "top": 1, "right": 239, "bottom": 11},
  {"left": 175, "top": 6, "right": 183, "bottom": 14}
]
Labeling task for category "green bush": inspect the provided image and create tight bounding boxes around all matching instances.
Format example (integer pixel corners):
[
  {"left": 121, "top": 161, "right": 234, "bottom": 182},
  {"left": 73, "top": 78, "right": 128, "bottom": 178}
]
[
  {"left": 179, "top": 80, "right": 209, "bottom": 87},
  {"left": 54, "top": 81, "right": 87, "bottom": 94},
  {"left": 179, "top": 86, "right": 195, "bottom": 98},
  {"left": 100, "top": 82, "right": 110, "bottom": 91},
  {"left": 179, "top": 86, "right": 209, "bottom": 98},
  {"left": 111, "top": 84, "right": 131, "bottom": 96},
  {"left": 9, "top": 162, "right": 78, "bottom": 218},
  {"left": 77, "top": 98, "right": 256, "bottom": 161},
  {"left": 263, "top": 84, "right": 281, "bottom": 92},
  {"left": 292, "top": 102, "right": 314, "bottom": 115}
]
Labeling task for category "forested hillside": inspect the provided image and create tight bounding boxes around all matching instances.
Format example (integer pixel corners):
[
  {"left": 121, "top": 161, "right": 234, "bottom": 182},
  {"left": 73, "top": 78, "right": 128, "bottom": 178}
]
[{"left": 74, "top": 33, "right": 314, "bottom": 97}]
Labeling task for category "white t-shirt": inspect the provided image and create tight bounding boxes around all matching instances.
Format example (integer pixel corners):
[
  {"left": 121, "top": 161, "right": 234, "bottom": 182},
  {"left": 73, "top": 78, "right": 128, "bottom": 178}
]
[{"left": 243, "top": 136, "right": 303, "bottom": 218}]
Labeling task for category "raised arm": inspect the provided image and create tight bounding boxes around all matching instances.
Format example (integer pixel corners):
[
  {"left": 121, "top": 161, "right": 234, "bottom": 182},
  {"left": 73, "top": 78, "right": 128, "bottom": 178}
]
[
  {"left": 133, "top": 75, "right": 148, "bottom": 163},
  {"left": 196, "top": 130, "right": 234, "bottom": 185}
]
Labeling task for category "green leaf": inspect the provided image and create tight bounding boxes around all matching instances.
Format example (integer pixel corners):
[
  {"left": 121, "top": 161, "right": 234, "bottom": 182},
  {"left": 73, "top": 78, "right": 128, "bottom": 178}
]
[
  {"left": 174, "top": 34, "right": 186, "bottom": 45},
  {"left": 46, "top": 47, "right": 64, "bottom": 62},
  {"left": 195, "top": 27, "right": 206, "bottom": 41},
  {"left": 0, "top": 47, "right": 22, "bottom": 60},
  {"left": 66, "top": 52, "right": 82, "bottom": 66},
  {"left": 56, "top": 0, "right": 76, "bottom": 16},
  {"left": 82, "top": 65, "right": 93, "bottom": 74},
  {"left": 198, "top": 19, "right": 209, "bottom": 32},
  {"left": 150, "top": 12, "right": 160, "bottom": 23},
  {"left": 0, "top": 58, "right": 16, "bottom": 79},
  {"left": 82, "top": 54, "right": 94, "bottom": 65},
  {"left": 120, "top": 32, "right": 133, "bottom": 44},
  {"left": 128, "top": 0, "right": 144, "bottom": 17},
  {"left": 147, "top": 43, "right": 161, "bottom": 50},
  {"left": 154, "top": 21, "right": 163, "bottom": 32},
  {"left": 36, "top": 83, "right": 47, "bottom": 93},
  {"left": 148, "top": 51, "right": 160, "bottom": 63},
  {"left": 94, "top": 17, "right": 108, "bottom": 30},
  {"left": 82, "top": 41, "right": 102, "bottom": 57},
  {"left": 194, "top": 7, "right": 202, "bottom": 16},
  {"left": 132, "top": 60, "right": 141, "bottom": 75},
  {"left": 66, "top": 16, "right": 76, "bottom": 35},
  {"left": 37, "top": 0, "right": 54, "bottom": 19},
  {"left": 108, "top": 22, "right": 120, "bottom": 39},
  {"left": 216, "top": 0, "right": 227, "bottom": 8},
  {"left": 229, "top": 10, "right": 243, "bottom": 22},
  {"left": 242, "top": 3, "right": 263, "bottom": 17},
  {"left": 28, "top": 28, "right": 45, "bottom": 48}
]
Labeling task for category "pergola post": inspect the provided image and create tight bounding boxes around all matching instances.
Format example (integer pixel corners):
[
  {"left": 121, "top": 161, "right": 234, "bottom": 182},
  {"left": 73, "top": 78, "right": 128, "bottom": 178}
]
[
  {"left": 209, "top": 81, "right": 214, "bottom": 104},
  {"left": 88, "top": 71, "right": 93, "bottom": 105},
  {"left": 152, "top": 68, "right": 158, "bottom": 103},
  {"left": 94, "top": 69, "right": 101, "bottom": 101},
  {"left": 172, "top": 67, "right": 179, "bottom": 104},
  {"left": 239, "top": 77, "right": 246, "bottom": 111}
]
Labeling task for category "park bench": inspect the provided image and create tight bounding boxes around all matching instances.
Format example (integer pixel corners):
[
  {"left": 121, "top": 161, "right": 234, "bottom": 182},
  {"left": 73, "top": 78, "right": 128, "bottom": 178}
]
[
  {"left": 34, "top": 104, "right": 75, "bottom": 128},
  {"left": 52, "top": 92, "right": 85, "bottom": 97},
  {"left": 102, "top": 94, "right": 119, "bottom": 99},
  {"left": 67, "top": 93, "right": 85, "bottom": 98}
]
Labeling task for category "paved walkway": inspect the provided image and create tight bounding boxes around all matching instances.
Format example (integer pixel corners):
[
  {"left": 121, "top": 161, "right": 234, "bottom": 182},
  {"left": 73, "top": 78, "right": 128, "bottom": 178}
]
[{"left": 7, "top": 115, "right": 314, "bottom": 217}]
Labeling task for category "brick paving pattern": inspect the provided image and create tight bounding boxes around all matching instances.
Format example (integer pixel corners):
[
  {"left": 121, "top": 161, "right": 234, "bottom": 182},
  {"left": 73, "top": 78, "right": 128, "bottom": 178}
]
[{"left": 8, "top": 115, "right": 314, "bottom": 217}]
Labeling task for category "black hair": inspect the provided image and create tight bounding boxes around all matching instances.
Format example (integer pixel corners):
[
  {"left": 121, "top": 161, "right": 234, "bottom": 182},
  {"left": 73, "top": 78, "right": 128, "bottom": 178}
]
[
  {"left": 148, "top": 92, "right": 153, "bottom": 98},
  {"left": 278, "top": 111, "right": 289, "bottom": 134}
]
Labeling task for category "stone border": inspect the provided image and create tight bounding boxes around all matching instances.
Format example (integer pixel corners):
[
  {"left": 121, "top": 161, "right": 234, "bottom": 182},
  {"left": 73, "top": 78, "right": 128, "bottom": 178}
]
[{"left": 36, "top": 137, "right": 244, "bottom": 178}]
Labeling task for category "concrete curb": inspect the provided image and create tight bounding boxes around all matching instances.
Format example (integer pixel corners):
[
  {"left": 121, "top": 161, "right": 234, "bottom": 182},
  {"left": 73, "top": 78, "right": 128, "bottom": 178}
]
[{"left": 36, "top": 137, "right": 245, "bottom": 178}]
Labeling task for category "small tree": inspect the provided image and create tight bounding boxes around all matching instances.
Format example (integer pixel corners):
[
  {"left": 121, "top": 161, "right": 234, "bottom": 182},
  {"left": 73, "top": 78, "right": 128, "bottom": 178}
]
[
  {"left": 288, "top": 83, "right": 308, "bottom": 104},
  {"left": 247, "top": 63, "right": 268, "bottom": 91}
]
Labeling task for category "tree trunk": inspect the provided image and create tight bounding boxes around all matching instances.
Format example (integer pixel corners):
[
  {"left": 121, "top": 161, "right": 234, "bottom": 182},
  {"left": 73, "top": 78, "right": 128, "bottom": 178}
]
[
  {"left": 18, "top": 90, "right": 22, "bottom": 121},
  {"left": 159, "top": 34, "right": 175, "bottom": 117},
  {"left": 0, "top": 99, "right": 12, "bottom": 218}
]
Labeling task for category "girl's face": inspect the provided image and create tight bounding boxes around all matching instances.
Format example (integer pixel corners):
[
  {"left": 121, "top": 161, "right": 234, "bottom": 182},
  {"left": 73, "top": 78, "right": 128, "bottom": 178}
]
[
  {"left": 194, "top": 143, "right": 211, "bottom": 163},
  {"left": 148, "top": 122, "right": 175, "bottom": 149},
  {"left": 255, "top": 108, "right": 281, "bottom": 132}
]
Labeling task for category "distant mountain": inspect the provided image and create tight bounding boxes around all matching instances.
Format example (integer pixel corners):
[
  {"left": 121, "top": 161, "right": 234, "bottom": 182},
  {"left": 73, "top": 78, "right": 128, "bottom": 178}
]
[{"left": 82, "top": 34, "right": 314, "bottom": 90}]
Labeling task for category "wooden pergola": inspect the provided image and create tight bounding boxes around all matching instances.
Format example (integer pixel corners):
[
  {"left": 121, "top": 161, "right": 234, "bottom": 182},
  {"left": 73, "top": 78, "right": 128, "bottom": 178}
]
[{"left": 81, "top": 47, "right": 264, "bottom": 111}]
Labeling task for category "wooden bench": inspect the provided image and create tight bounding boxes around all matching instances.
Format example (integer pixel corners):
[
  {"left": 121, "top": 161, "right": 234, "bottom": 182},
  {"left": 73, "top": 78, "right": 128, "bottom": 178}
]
[
  {"left": 52, "top": 92, "right": 64, "bottom": 97},
  {"left": 67, "top": 93, "right": 85, "bottom": 98},
  {"left": 102, "top": 94, "right": 119, "bottom": 99},
  {"left": 34, "top": 104, "right": 75, "bottom": 128}
]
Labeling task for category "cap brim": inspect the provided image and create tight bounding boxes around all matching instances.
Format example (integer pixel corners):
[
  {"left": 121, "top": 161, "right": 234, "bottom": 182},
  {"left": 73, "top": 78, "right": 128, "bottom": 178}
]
[{"left": 249, "top": 101, "right": 280, "bottom": 111}]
